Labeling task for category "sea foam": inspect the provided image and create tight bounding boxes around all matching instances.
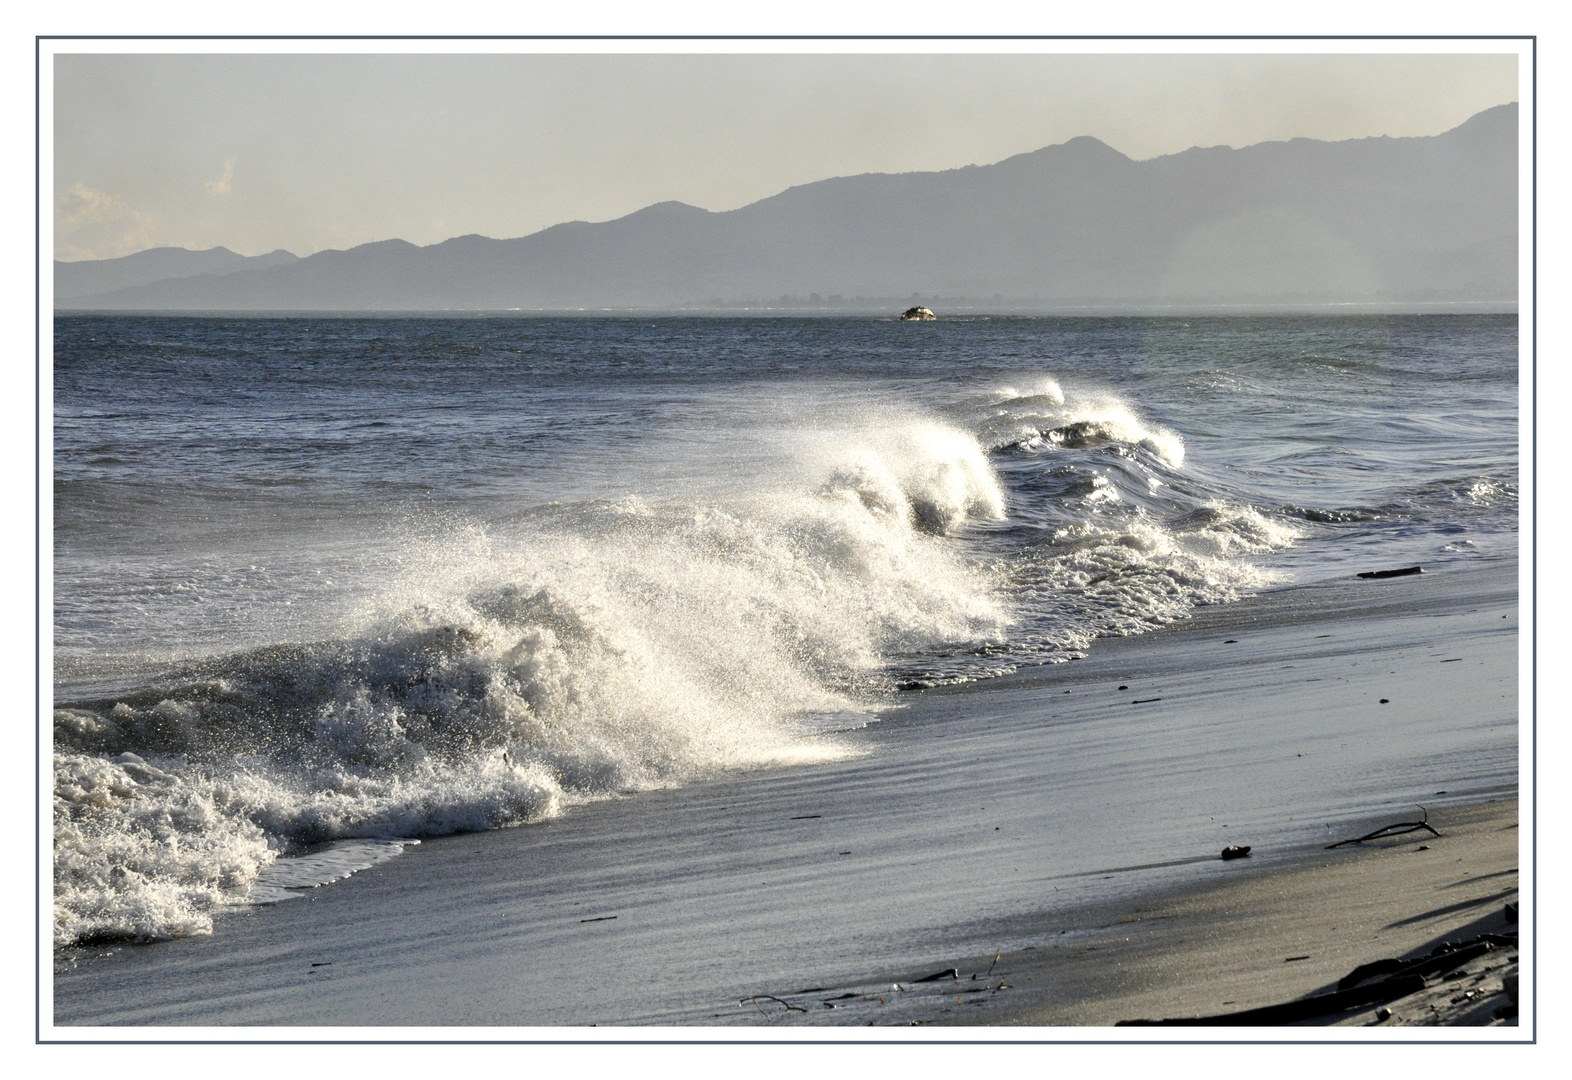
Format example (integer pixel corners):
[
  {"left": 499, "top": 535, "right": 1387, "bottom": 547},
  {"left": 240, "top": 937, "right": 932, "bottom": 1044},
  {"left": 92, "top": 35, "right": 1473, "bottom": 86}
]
[{"left": 53, "top": 420, "right": 1010, "bottom": 945}]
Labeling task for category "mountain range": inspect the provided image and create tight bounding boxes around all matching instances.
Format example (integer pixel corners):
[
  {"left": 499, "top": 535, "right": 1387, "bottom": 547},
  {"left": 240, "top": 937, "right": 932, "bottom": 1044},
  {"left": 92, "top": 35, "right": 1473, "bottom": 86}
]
[{"left": 54, "top": 103, "right": 1518, "bottom": 312}]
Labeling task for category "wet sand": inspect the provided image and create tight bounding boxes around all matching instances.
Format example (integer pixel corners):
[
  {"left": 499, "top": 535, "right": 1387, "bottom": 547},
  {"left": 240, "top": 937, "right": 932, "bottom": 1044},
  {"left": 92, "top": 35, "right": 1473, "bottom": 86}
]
[
  {"left": 943, "top": 798, "right": 1520, "bottom": 1028},
  {"left": 49, "top": 556, "right": 1520, "bottom": 1033}
]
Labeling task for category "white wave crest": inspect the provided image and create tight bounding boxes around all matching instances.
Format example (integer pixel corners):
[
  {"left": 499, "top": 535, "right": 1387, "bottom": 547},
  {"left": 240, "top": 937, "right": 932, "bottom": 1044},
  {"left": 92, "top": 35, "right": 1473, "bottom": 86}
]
[
  {"left": 818, "top": 422, "right": 1006, "bottom": 533},
  {"left": 53, "top": 421, "right": 1011, "bottom": 945},
  {"left": 979, "top": 378, "right": 1185, "bottom": 468},
  {"left": 1014, "top": 502, "right": 1299, "bottom": 643}
]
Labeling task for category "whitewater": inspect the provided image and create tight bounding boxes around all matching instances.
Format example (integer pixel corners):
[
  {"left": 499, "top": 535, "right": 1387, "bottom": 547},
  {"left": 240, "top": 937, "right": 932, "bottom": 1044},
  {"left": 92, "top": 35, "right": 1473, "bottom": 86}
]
[{"left": 52, "top": 314, "right": 1518, "bottom": 948}]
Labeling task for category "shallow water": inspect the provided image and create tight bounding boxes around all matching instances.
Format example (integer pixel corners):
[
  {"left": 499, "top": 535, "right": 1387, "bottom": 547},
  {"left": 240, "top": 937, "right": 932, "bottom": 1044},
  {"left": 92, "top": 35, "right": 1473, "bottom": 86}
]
[{"left": 51, "top": 314, "right": 1518, "bottom": 947}]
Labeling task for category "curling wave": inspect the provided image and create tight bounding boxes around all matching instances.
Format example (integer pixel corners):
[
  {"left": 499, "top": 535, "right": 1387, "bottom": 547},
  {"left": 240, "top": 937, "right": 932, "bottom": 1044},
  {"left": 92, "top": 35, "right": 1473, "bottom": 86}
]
[{"left": 53, "top": 421, "right": 1011, "bottom": 945}]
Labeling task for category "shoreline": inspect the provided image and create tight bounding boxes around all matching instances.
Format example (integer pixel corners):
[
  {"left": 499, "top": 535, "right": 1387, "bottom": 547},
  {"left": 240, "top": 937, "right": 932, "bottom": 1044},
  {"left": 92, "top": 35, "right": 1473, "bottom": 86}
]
[
  {"left": 938, "top": 797, "right": 1520, "bottom": 1028},
  {"left": 51, "top": 555, "right": 1521, "bottom": 1030}
]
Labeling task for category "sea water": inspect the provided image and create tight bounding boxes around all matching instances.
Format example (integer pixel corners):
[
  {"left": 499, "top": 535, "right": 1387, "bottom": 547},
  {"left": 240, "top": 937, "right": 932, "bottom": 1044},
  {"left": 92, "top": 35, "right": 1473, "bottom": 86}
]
[{"left": 51, "top": 314, "right": 1518, "bottom": 947}]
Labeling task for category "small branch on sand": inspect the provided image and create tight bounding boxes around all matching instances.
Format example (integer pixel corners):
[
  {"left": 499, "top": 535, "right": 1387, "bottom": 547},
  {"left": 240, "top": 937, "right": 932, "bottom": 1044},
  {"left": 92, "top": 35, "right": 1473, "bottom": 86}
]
[
  {"left": 913, "top": 968, "right": 960, "bottom": 982},
  {"left": 1326, "top": 806, "right": 1441, "bottom": 849},
  {"left": 740, "top": 994, "right": 806, "bottom": 1018},
  {"left": 986, "top": 948, "right": 1001, "bottom": 977}
]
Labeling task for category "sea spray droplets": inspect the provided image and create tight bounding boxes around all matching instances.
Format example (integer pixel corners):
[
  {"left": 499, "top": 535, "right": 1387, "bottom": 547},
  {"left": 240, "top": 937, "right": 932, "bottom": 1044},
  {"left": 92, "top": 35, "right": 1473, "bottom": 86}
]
[
  {"left": 816, "top": 422, "right": 1006, "bottom": 534},
  {"left": 974, "top": 384, "right": 1185, "bottom": 469},
  {"left": 53, "top": 420, "right": 1011, "bottom": 945}
]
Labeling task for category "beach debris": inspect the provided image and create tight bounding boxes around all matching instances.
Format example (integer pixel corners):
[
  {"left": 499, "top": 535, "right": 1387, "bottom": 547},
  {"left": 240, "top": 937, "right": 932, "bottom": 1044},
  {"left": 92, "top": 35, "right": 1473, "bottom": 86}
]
[
  {"left": 1117, "top": 972, "right": 1428, "bottom": 1026},
  {"left": 1325, "top": 806, "right": 1440, "bottom": 849},
  {"left": 1504, "top": 902, "right": 1518, "bottom": 923},
  {"left": 1224, "top": 639, "right": 1238, "bottom": 644},
  {"left": 740, "top": 994, "right": 806, "bottom": 1017},
  {"left": 1124, "top": 931, "right": 1517, "bottom": 1027},
  {"left": 986, "top": 947, "right": 1001, "bottom": 976},
  {"left": 1338, "top": 959, "right": 1406, "bottom": 989},
  {"left": 579, "top": 915, "right": 618, "bottom": 923},
  {"left": 1132, "top": 697, "right": 1162, "bottom": 704},
  {"left": 1357, "top": 566, "right": 1423, "bottom": 579},
  {"left": 913, "top": 968, "right": 960, "bottom": 982},
  {"left": 1337, "top": 933, "right": 1508, "bottom": 991},
  {"left": 1221, "top": 845, "right": 1252, "bottom": 860},
  {"left": 1380, "top": 698, "right": 1390, "bottom": 704},
  {"left": 789, "top": 814, "right": 822, "bottom": 820},
  {"left": 1285, "top": 956, "right": 1310, "bottom": 963},
  {"left": 1118, "top": 685, "right": 1128, "bottom": 690}
]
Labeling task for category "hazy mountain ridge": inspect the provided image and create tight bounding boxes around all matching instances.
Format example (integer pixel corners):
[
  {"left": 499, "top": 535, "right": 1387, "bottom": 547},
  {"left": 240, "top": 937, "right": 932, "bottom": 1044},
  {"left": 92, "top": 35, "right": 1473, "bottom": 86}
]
[
  {"left": 55, "top": 246, "right": 299, "bottom": 301},
  {"left": 55, "top": 103, "right": 1517, "bottom": 312}
]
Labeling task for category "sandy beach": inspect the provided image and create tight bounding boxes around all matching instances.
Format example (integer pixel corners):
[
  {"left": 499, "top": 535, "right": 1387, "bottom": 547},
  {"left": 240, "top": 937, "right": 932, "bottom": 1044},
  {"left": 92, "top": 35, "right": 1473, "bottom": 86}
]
[
  {"left": 946, "top": 797, "right": 1519, "bottom": 1028},
  {"left": 51, "top": 554, "right": 1519, "bottom": 1032}
]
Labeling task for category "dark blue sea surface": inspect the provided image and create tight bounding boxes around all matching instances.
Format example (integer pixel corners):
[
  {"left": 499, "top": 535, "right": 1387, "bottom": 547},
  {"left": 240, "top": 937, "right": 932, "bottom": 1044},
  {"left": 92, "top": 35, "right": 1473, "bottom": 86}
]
[{"left": 52, "top": 314, "right": 1518, "bottom": 946}]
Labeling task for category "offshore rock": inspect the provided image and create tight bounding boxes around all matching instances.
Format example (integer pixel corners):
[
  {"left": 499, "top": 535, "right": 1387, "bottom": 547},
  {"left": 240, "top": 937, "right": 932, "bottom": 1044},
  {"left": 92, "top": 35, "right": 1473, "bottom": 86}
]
[{"left": 899, "top": 306, "right": 937, "bottom": 321}]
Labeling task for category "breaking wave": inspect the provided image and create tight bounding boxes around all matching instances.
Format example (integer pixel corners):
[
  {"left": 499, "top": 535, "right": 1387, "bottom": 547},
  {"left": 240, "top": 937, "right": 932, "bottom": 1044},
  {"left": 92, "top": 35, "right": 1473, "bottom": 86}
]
[
  {"left": 53, "top": 376, "right": 1302, "bottom": 946},
  {"left": 53, "top": 421, "right": 1011, "bottom": 946}
]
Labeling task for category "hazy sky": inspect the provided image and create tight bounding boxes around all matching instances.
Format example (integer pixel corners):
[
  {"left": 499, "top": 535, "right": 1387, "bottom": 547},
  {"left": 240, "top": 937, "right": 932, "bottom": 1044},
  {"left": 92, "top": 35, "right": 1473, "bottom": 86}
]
[{"left": 53, "top": 51, "right": 1518, "bottom": 262}]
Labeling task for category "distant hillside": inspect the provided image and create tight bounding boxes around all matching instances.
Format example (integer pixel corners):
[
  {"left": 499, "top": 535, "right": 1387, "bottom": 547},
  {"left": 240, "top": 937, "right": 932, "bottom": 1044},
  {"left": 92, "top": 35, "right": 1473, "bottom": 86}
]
[
  {"left": 56, "top": 246, "right": 299, "bottom": 302},
  {"left": 56, "top": 103, "right": 1517, "bottom": 312}
]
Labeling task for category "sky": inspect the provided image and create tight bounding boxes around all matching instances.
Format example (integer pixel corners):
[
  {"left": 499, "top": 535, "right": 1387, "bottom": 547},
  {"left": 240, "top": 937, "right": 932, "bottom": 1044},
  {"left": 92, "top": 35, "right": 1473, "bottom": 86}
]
[{"left": 52, "top": 51, "right": 1519, "bottom": 262}]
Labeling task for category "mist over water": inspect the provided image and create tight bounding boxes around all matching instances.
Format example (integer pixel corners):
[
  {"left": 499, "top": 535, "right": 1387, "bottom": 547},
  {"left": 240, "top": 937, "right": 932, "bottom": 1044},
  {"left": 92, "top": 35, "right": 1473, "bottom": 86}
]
[{"left": 52, "top": 315, "right": 1518, "bottom": 946}]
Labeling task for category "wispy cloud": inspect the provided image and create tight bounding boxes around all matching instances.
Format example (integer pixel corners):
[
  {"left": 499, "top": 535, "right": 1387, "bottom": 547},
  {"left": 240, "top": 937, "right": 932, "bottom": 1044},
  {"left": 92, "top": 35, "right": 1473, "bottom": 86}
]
[
  {"left": 205, "top": 157, "right": 236, "bottom": 196},
  {"left": 55, "top": 183, "right": 157, "bottom": 260}
]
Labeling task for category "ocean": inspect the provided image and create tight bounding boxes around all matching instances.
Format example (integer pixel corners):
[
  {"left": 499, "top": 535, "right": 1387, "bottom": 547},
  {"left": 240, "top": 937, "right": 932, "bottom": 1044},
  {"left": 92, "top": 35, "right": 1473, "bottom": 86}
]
[{"left": 51, "top": 313, "right": 1519, "bottom": 950}]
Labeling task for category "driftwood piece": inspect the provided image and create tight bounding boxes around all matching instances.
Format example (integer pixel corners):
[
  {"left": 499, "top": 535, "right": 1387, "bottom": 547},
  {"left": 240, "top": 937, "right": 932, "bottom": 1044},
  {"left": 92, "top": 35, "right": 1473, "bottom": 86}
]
[
  {"left": 1119, "top": 934, "right": 1509, "bottom": 1026},
  {"left": 740, "top": 994, "right": 806, "bottom": 1015},
  {"left": 1338, "top": 936, "right": 1502, "bottom": 991},
  {"left": 1325, "top": 807, "right": 1441, "bottom": 849},
  {"left": 1116, "top": 973, "right": 1428, "bottom": 1026},
  {"left": 1357, "top": 566, "right": 1423, "bottom": 579},
  {"left": 913, "top": 968, "right": 960, "bottom": 982}
]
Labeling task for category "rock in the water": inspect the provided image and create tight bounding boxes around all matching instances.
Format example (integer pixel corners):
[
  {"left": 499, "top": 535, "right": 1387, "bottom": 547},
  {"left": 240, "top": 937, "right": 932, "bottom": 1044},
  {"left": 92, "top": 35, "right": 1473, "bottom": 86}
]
[{"left": 899, "top": 306, "right": 936, "bottom": 321}]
